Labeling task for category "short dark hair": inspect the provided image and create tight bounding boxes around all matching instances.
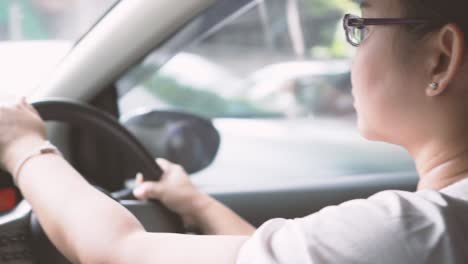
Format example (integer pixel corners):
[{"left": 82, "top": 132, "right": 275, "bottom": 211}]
[{"left": 402, "top": 0, "right": 468, "bottom": 40}]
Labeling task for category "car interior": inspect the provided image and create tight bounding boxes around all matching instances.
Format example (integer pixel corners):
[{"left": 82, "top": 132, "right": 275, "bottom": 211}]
[{"left": 0, "top": 0, "right": 418, "bottom": 263}]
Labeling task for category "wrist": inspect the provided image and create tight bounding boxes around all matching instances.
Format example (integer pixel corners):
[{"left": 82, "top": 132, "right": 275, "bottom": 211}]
[
  {"left": 183, "top": 191, "right": 216, "bottom": 227},
  {"left": 2, "top": 136, "right": 46, "bottom": 173}
]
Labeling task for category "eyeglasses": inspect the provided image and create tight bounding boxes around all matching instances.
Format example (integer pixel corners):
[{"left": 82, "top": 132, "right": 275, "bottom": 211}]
[{"left": 343, "top": 14, "right": 430, "bottom": 47}]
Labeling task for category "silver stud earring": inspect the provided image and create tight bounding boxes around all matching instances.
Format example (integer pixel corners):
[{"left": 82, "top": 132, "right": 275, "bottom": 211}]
[{"left": 430, "top": 82, "right": 439, "bottom": 90}]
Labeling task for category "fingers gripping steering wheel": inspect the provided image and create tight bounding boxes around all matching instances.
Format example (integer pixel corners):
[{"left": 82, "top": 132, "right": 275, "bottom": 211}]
[{"left": 0, "top": 99, "right": 184, "bottom": 263}]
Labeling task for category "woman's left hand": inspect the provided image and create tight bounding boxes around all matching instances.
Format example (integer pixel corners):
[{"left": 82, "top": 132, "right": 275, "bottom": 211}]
[{"left": 0, "top": 98, "right": 47, "bottom": 173}]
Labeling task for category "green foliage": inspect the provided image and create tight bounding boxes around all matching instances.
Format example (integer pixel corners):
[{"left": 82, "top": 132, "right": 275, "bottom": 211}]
[
  {"left": 140, "top": 0, "right": 361, "bottom": 117},
  {"left": 0, "top": 0, "right": 48, "bottom": 39},
  {"left": 143, "top": 75, "right": 281, "bottom": 119},
  {"left": 304, "top": 0, "right": 358, "bottom": 16},
  {"left": 303, "top": 0, "right": 359, "bottom": 59}
]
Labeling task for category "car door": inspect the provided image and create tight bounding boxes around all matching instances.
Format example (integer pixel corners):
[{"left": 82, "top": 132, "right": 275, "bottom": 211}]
[{"left": 117, "top": 0, "right": 418, "bottom": 227}]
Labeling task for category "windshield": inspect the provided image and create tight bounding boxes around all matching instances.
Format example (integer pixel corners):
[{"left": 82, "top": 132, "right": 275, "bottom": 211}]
[{"left": 0, "top": 0, "right": 119, "bottom": 101}]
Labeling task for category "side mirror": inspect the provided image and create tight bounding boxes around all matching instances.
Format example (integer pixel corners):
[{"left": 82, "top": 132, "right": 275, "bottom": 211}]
[{"left": 121, "top": 109, "right": 220, "bottom": 174}]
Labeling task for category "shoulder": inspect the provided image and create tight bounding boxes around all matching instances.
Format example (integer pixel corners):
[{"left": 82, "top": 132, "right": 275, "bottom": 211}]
[
  {"left": 302, "top": 189, "right": 453, "bottom": 241},
  {"left": 237, "top": 189, "right": 454, "bottom": 264},
  {"left": 295, "top": 189, "right": 448, "bottom": 228}
]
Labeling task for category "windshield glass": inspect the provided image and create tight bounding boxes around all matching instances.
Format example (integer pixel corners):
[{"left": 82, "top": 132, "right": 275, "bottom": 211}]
[{"left": 0, "top": 0, "right": 119, "bottom": 101}]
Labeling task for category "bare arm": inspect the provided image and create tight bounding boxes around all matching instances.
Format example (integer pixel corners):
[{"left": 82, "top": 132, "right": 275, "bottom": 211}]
[
  {"left": 190, "top": 192, "right": 256, "bottom": 235},
  {"left": 133, "top": 159, "right": 256, "bottom": 236},
  {"left": 0, "top": 100, "right": 249, "bottom": 264}
]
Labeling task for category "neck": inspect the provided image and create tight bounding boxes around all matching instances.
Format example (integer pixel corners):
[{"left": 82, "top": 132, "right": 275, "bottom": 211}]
[{"left": 409, "top": 139, "right": 468, "bottom": 191}]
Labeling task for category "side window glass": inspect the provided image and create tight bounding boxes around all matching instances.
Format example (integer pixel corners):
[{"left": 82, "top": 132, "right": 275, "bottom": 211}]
[
  {"left": 119, "top": 0, "right": 358, "bottom": 119},
  {"left": 119, "top": 0, "right": 415, "bottom": 187}
]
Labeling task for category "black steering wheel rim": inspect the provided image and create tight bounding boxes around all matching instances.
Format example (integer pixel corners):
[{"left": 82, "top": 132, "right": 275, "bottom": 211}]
[{"left": 34, "top": 99, "right": 163, "bottom": 184}]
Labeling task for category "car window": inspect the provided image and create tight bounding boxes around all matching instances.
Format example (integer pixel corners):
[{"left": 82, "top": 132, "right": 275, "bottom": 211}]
[
  {"left": 0, "top": 0, "right": 119, "bottom": 101},
  {"left": 118, "top": 0, "right": 416, "bottom": 188},
  {"left": 119, "top": 0, "right": 357, "bottom": 119}
]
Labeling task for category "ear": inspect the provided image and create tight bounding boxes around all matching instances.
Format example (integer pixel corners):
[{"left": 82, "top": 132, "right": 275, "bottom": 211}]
[{"left": 426, "top": 23, "right": 465, "bottom": 96}]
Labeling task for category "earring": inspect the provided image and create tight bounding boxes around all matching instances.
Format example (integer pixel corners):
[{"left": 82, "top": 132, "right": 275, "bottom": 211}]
[{"left": 429, "top": 82, "right": 439, "bottom": 90}]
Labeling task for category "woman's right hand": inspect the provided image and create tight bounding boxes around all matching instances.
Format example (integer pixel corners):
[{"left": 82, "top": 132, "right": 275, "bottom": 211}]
[{"left": 133, "top": 158, "right": 212, "bottom": 228}]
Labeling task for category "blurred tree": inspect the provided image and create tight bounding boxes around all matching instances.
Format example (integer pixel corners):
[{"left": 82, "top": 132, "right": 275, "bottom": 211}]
[
  {"left": 122, "top": 0, "right": 359, "bottom": 118},
  {"left": 144, "top": 75, "right": 282, "bottom": 119},
  {"left": 303, "top": 0, "right": 358, "bottom": 15},
  {"left": 300, "top": 0, "right": 359, "bottom": 58},
  {"left": 0, "top": 0, "right": 48, "bottom": 40}
]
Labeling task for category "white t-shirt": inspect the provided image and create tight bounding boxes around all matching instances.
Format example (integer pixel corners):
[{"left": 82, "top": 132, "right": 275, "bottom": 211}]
[{"left": 236, "top": 178, "right": 468, "bottom": 264}]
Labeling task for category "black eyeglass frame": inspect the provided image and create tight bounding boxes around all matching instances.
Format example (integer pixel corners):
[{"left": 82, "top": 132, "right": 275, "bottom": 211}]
[{"left": 343, "top": 14, "right": 430, "bottom": 47}]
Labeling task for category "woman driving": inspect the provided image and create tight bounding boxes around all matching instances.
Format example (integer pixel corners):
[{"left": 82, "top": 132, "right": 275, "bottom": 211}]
[{"left": 1, "top": 0, "right": 468, "bottom": 263}]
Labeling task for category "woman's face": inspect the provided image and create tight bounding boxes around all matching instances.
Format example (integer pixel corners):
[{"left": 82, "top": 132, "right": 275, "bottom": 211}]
[{"left": 351, "top": 0, "right": 429, "bottom": 145}]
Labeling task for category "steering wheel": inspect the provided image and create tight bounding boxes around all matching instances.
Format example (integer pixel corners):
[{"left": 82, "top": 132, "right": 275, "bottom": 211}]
[{"left": 0, "top": 99, "right": 184, "bottom": 263}]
